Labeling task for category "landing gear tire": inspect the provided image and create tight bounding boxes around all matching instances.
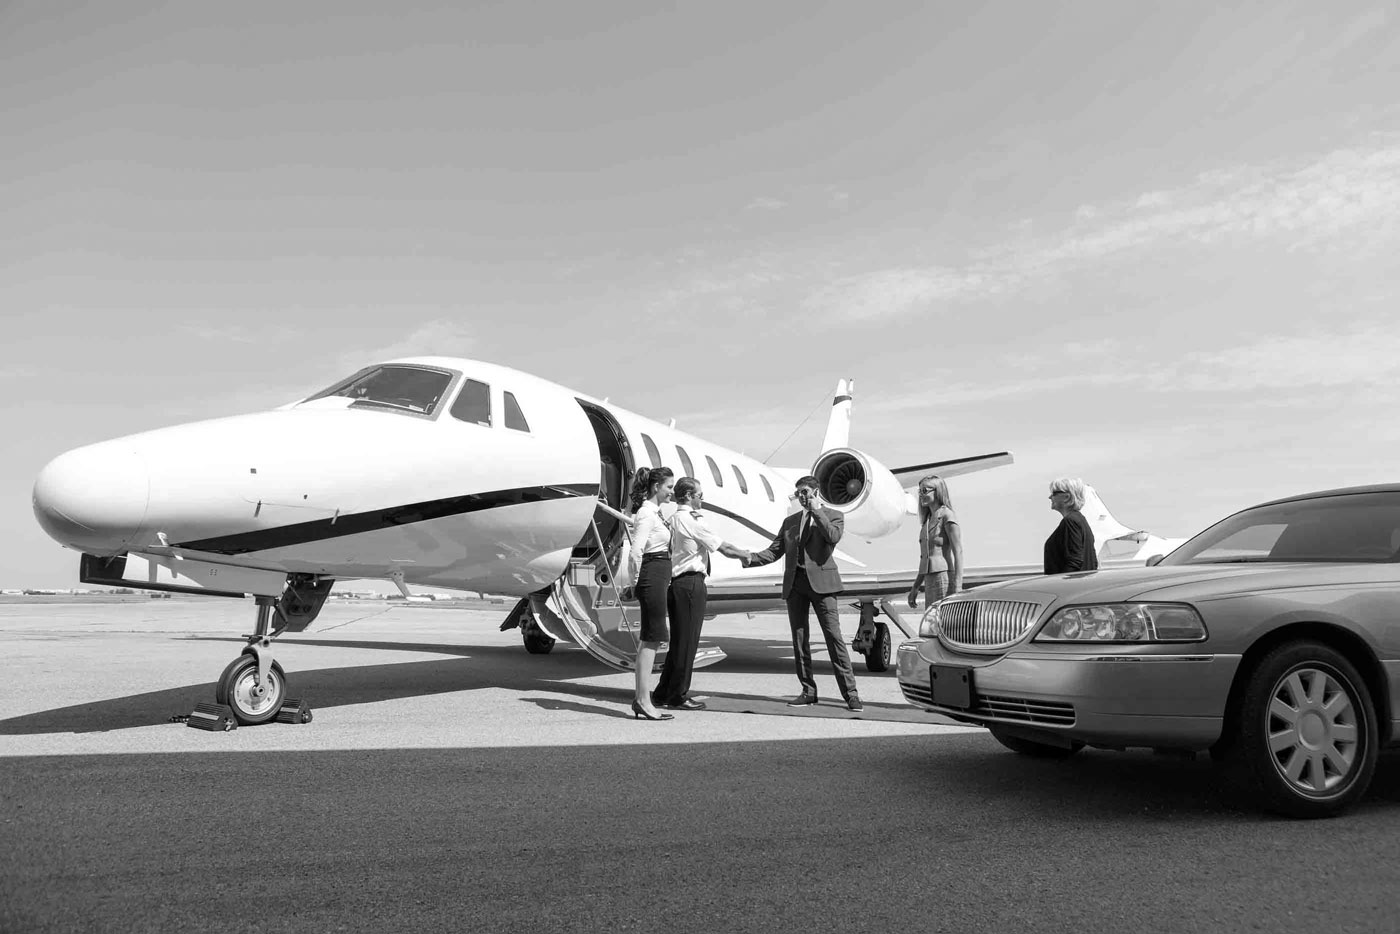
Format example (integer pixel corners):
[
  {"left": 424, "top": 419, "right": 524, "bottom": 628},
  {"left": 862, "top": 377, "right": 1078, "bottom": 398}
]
[
  {"left": 990, "top": 728, "right": 1083, "bottom": 759},
  {"left": 215, "top": 655, "right": 288, "bottom": 725},
  {"left": 523, "top": 629, "right": 556, "bottom": 654},
  {"left": 1222, "top": 640, "right": 1377, "bottom": 819},
  {"left": 863, "top": 623, "right": 891, "bottom": 672}
]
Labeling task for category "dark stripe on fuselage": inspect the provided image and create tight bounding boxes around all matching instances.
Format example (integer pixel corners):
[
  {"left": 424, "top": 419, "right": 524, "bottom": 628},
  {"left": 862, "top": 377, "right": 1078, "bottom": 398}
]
[
  {"left": 700, "top": 503, "right": 779, "bottom": 543},
  {"left": 176, "top": 483, "right": 600, "bottom": 555}
]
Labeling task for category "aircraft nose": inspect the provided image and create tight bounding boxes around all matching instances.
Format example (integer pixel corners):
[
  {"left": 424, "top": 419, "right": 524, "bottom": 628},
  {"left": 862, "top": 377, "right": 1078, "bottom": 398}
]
[{"left": 33, "top": 443, "right": 151, "bottom": 553}]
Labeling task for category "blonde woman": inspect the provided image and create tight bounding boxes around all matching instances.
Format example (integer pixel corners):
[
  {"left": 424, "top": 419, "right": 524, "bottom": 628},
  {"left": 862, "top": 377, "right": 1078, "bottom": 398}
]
[
  {"left": 1045, "top": 477, "right": 1099, "bottom": 574},
  {"left": 907, "top": 475, "right": 963, "bottom": 608}
]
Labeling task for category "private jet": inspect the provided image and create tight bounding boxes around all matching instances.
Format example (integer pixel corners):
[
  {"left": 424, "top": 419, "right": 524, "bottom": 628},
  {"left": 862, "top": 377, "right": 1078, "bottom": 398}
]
[{"left": 30, "top": 357, "right": 1160, "bottom": 725}]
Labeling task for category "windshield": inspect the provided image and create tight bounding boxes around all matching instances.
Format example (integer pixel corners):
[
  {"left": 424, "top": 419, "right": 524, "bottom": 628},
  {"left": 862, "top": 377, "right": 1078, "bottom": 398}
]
[
  {"left": 304, "top": 365, "right": 455, "bottom": 416},
  {"left": 1162, "top": 491, "right": 1400, "bottom": 565}
]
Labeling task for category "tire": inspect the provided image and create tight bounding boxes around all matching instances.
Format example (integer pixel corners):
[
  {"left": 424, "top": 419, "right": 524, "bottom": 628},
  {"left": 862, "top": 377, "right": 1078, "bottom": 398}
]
[
  {"left": 523, "top": 630, "right": 556, "bottom": 654},
  {"left": 990, "top": 728, "right": 1084, "bottom": 759},
  {"left": 1225, "top": 640, "right": 1378, "bottom": 819},
  {"left": 864, "top": 623, "right": 891, "bottom": 672},
  {"left": 214, "top": 655, "right": 287, "bottom": 725}
]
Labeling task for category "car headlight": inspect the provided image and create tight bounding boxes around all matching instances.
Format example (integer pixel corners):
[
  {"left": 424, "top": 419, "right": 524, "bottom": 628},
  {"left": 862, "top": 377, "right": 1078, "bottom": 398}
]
[
  {"left": 918, "top": 603, "right": 941, "bottom": 638},
  {"left": 1034, "top": 603, "right": 1207, "bottom": 643}
]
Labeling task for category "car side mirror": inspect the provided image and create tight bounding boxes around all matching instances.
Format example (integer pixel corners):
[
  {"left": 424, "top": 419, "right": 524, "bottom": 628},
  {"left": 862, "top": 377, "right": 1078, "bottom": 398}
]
[{"left": 1145, "top": 554, "right": 1164, "bottom": 567}]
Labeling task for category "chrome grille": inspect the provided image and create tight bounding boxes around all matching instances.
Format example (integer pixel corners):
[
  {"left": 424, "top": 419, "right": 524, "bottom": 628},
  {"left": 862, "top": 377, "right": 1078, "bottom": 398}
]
[
  {"left": 940, "top": 599, "right": 1043, "bottom": 649},
  {"left": 899, "top": 682, "right": 1076, "bottom": 726},
  {"left": 975, "top": 694, "right": 1075, "bottom": 725}
]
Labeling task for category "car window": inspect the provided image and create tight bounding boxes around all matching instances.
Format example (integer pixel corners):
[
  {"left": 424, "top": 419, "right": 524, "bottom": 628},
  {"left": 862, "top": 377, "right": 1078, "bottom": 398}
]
[{"left": 1164, "top": 492, "right": 1400, "bottom": 564}]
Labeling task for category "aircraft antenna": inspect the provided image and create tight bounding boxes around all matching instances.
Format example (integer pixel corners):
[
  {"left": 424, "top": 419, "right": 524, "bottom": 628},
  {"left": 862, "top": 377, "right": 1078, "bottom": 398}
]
[{"left": 761, "top": 387, "right": 834, "bottom": 465}]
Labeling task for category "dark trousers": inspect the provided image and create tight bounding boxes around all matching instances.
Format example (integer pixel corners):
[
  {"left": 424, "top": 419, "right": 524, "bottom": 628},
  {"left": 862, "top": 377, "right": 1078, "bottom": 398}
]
[
  {"left": 787, "top": 569, "right": 859, "bottom": 702},
  {"left": 655, "top": 572, "right": 706, "bottom": 704}
]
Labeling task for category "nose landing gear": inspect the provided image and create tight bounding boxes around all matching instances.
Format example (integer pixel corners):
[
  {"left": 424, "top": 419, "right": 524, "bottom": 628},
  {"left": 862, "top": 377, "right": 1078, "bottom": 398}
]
[{"left": 214, "top": 595, "right": 290, "bottom": 725}]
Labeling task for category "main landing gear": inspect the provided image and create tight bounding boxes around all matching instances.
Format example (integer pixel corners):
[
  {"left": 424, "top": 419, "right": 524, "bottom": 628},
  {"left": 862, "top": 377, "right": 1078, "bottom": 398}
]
[
  {"left": 214, "top": 595, "right": 289, "bottom": 725},
  {"left": 850, "top": 599, "right": 913, "bottom": 673}
]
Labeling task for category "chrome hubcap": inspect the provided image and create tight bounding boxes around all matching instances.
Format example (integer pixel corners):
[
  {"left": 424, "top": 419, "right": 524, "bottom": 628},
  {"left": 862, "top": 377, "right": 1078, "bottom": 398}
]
[
  {"left": 1267, "top": 666, "right": 1359, "bottom": 794},
  {"left": 233, "top": 668, "right": 281, "bottom": 717}
]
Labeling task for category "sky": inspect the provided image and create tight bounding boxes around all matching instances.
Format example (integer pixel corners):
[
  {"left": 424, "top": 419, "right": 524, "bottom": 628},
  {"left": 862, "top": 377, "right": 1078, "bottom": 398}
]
[{"left": 4, "top": 1, "right": 1400, "bottom": 589}]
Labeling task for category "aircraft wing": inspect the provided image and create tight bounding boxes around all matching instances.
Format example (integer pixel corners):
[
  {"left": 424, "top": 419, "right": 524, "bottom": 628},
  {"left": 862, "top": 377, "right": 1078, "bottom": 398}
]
[
  {"left": 890, "top": 451, "right": 1014, "bottom": 487},
  {"left": 704, "top": 561, "right": 1044, "bottom": 635}
]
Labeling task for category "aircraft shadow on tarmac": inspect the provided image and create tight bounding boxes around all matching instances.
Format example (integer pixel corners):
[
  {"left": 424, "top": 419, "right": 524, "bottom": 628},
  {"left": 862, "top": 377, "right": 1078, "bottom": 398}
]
[{"left": 0, "top": 632, "right": 909, "bottom": 735}]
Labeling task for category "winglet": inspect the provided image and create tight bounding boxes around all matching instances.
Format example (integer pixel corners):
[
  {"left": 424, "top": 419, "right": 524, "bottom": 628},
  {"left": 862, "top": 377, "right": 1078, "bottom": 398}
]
[{"left": 820, "top": 379, "right": 853, "bottom": 453}]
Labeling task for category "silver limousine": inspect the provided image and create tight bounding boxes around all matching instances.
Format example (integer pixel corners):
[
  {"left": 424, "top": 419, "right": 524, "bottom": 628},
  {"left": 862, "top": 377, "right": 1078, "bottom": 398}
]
[{"left": 897, "top": 484, "right": 1400, "bottom": 818}]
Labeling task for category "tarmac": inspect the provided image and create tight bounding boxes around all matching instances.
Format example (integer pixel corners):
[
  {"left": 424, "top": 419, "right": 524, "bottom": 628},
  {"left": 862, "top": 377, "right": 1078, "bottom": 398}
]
[{"left": 4, "top": 597, "right": 1400, "bottom": 933}]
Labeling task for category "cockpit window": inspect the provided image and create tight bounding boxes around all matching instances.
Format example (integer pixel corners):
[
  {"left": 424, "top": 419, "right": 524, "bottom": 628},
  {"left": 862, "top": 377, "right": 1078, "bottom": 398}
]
[
  {"left": 305, "top": 365, "right": 453, "bottom": 416},
  {"left": 450, "top": 379, "right": 492, "bottom": 426},
  {"left": 503, "top": 391, "right": 530, "bottom": 432}
]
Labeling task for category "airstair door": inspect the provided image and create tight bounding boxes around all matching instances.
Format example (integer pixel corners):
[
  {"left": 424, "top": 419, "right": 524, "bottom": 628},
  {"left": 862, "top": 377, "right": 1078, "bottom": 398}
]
[{"left": 528, "top": 517, "right": 727, "bottom": 672}]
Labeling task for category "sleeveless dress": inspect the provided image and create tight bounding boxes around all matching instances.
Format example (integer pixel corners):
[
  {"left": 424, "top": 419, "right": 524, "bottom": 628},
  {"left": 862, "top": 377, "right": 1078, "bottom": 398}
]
[{"left": 921, "top": 506, "right": 959, "bottom": 605}]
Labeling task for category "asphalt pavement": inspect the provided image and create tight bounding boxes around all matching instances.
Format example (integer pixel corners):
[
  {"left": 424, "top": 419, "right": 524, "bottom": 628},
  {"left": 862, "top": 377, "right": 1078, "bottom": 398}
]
[{"left": 3, "top": 599, "right": 1399, "bottom": 933}]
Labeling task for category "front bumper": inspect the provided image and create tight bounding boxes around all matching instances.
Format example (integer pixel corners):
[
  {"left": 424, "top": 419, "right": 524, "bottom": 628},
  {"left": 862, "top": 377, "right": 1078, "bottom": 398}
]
[{"left": 896, "top": 639, "right": 1241, "bottom": 750}]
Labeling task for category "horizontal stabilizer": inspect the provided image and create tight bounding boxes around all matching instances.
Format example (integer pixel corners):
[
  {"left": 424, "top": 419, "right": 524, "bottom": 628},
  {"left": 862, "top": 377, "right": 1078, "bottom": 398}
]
[{"left": 891, "top": 451, "right": 1014, "bottom": 487}]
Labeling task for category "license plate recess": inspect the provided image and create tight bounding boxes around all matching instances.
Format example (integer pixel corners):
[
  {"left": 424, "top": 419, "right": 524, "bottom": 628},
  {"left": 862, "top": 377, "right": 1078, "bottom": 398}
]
[{"left": 929, "top": 664, "right": 974, "bottom": 709}]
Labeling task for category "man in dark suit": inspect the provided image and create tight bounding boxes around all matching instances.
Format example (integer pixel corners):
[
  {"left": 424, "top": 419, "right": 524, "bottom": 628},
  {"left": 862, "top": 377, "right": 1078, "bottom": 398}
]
[{"left": 744, "top": 475, "right": 862, "bottom": 711}]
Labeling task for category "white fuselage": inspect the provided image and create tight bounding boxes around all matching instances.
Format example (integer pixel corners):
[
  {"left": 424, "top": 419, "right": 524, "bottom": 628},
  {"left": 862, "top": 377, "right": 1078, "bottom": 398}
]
[{"left": 32, "top": 356, "right": 807, "bottom": 597}]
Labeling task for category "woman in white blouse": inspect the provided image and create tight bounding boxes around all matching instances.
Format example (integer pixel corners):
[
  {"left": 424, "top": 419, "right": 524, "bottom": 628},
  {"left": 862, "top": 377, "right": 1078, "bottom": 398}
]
[{"left": 626, "top": 466, "right": 676, "bottom": 720}]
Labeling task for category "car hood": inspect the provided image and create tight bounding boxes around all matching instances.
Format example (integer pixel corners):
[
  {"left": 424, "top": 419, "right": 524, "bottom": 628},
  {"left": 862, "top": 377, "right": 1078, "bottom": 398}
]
[{"left": 961, "top": 563, "right": 1367, "bottom": 605}]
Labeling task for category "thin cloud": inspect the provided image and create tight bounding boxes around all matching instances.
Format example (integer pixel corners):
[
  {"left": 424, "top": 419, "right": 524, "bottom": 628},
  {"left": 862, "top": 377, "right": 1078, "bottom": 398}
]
[
  {"left": 745, "top": 196, "right": 787, "bottom": 211},
  {"left": 1165, "top": 325, "right": 1400, "bottom": 392},
  {"left": 806, "top": 137, "right": 1400, "bottom": 322}
]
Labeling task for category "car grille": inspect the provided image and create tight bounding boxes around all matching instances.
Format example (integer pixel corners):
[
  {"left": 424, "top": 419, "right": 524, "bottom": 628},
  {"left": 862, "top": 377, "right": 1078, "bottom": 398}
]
[
  {"left": 939, "top": 599, "right": 1043, "bottom": 649},
  {"left": 899, "top": 683, "right": 1076, "bottom": 726}
]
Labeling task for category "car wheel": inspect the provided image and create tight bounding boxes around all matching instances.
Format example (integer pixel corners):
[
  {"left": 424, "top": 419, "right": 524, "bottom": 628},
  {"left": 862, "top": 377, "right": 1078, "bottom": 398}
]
[
  {"left": 990, "top": 728, "right": 1083, "bottom": 759},
  {"left": 1227, "top": 640, "right": 1377, "bottom": 819}
]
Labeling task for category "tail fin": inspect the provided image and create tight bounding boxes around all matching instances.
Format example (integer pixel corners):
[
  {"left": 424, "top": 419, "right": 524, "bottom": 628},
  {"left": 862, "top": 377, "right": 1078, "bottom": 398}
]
[
  {"left": 820, "top": 379, "right": 853, "bottom": 453},
  {"left": 1082, "top": 485, "right": 1135, "bottom": 544}
]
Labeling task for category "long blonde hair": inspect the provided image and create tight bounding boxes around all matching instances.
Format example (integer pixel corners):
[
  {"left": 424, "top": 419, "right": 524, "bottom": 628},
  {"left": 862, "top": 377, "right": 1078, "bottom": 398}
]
[{"left": 917, "top": 475, "right": 952, "bottom": 528}]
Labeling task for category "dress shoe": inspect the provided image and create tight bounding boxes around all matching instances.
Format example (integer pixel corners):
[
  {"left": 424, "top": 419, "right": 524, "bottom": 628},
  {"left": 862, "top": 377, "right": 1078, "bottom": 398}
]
[
  {"left": 786, "top": 693, "right": 818, "bottom": 707},
  {"left": 665, "top": 699, "right": 706, "bottom": 711},
  {"left": 630, "top": 701, "right": 674, "bottom": 721},
  {"left": 846, "top": 697, "right": 864, "bottom": 712}
]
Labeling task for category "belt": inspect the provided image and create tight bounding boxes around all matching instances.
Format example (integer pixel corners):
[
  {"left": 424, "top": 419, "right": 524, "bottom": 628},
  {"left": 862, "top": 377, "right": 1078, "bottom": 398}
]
[
  {"left": 643, "top": 551, "right": 671, "bottom": 559},
  {"left": 673, "top": 570, "right": 705, "bottom": 579}
]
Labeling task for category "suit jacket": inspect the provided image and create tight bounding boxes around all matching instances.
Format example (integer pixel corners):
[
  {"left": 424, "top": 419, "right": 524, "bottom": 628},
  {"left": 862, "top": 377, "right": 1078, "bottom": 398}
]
[
  {"left": 1044, "top": 510, "right": 1099, "bottom": 575},
  {"left": 748, "top": 506, "right": 845, "bottom": 598}
]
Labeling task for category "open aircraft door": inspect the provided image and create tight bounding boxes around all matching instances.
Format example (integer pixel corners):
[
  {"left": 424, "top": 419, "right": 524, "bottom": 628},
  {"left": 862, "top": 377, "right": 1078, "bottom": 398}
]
[{"left": 515, "top": 400, "right": 726, "bottom": 673}]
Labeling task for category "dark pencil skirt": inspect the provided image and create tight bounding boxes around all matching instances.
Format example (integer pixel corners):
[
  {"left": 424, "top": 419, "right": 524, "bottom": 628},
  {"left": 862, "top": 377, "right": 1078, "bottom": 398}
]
[{"left": 635, "top": 552, "right": 672, "bottom": 643}]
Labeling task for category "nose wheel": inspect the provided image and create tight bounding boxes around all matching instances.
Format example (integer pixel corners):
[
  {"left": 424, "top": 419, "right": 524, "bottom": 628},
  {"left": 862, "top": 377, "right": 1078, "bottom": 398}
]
[
  {"left": 215, "top": 655, "right": 288, "bottom": 724},
  {"left": 214, "top": 595, "right": 291, "bottom": 725}
]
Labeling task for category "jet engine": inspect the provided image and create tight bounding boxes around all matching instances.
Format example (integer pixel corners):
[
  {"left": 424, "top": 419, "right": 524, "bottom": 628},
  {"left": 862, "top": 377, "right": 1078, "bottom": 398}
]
[{"left": 810, "top": 448, "right": 909, "bottom": 539}]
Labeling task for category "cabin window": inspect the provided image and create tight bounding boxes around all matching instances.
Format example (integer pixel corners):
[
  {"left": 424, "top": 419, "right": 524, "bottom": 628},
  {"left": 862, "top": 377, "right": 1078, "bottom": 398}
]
[
  {"left": 760, "top": 475, "right": 775, "bottom": 502},
  {"left": 705, "top": 455, "right": 723, "bottom": 487},
  {"left": 503, "top": 391, "right": 530, "bottom": 432},
  {"left": 450, "top": 379, "right": 492, "bottom": 426},
  {"left": 732, "top": 465, "right": 748, "bottom": 494},
  {"left": 676, "top": 445, "right": 695, "bottom": 479},
  {"left": 641, "top": 434, "right": 662, "bottom": 469},
  {"left": 306, "top": 364, "right": 454, "bottom": 417}
]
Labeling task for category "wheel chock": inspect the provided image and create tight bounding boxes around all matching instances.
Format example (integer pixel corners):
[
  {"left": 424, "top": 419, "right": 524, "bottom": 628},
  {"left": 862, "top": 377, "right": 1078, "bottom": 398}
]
[
  {"left": 275, "top": 698, "right": 313, "bottom": 724},
  {"left": 185, "top": 703, "right": 239, "bottom": 732}
]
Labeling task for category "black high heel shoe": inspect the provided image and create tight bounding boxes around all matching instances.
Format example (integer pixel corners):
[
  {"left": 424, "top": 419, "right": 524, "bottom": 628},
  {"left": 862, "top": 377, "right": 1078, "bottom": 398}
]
[{"left": 631, "top": 701, "right": 674, "bottom": 721}]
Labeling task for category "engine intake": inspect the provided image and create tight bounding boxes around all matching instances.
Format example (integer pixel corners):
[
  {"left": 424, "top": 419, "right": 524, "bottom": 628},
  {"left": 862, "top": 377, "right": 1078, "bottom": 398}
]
[{"left": 810, "top": 448, "right": 909, "bottom": 539}]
